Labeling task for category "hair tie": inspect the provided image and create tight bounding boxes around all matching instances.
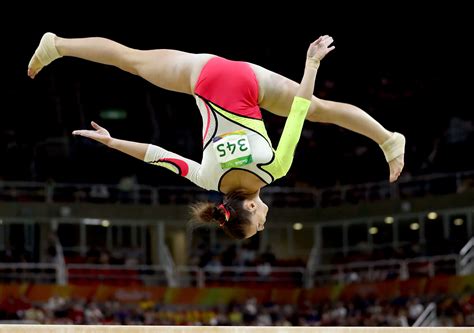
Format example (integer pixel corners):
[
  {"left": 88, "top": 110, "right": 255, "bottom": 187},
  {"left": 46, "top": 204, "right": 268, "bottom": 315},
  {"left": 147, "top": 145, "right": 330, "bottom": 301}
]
[{"left": 217, "top": 203, "right": 231, "bottom": 226}]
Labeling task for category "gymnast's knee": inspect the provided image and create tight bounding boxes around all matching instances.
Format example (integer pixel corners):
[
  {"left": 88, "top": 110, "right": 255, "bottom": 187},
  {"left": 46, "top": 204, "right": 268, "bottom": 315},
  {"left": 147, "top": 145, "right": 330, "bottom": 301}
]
[{"left": 115, "top": 49, "right": 145, "bottom": 76}]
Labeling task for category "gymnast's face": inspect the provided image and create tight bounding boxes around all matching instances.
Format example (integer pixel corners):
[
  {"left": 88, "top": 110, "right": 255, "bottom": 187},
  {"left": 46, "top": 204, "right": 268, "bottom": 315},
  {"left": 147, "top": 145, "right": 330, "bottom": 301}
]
[{"left": 244, "top": 195, "right": 268, "bottom": 238}]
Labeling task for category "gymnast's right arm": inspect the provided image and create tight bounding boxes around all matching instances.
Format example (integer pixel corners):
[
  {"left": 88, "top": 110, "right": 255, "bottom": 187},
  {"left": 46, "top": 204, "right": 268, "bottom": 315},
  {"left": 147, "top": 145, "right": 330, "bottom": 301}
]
[
  {"left": 72, "top": 121, "right": 206, "bottom": 189},
  {"left": 143, "top": 145, "right": 205, "bottom": 189}
]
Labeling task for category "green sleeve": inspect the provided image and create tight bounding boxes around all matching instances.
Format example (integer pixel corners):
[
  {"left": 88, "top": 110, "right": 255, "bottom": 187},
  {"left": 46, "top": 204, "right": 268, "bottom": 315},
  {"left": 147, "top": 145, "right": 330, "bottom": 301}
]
[{"left": 261, "top": 96, "right": 311, "bottom": 180}]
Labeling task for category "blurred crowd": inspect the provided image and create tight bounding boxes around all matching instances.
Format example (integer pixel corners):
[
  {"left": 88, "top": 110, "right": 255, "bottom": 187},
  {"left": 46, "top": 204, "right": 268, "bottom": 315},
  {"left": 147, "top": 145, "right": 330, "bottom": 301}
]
[{"left": 1, "top": 292, "right": 473, "bottom": 326}]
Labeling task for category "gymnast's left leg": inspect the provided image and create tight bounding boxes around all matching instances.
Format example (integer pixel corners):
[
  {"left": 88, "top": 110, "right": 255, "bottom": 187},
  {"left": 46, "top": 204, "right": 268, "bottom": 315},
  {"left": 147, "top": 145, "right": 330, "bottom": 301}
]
[{"left": 249, "top": 63, "right": 404, "bottom": 183}]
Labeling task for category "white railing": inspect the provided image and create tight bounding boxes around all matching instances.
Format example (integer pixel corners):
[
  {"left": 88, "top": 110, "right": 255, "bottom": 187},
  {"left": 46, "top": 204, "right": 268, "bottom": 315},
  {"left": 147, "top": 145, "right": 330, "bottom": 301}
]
[
  {"left": 1, "top": 170, "right": 473, "bottom": 208},
  {"left": 3, "top": 237, "right": 473, "bottom": 287},
  {"left": 0, "top": 263, "right": 59, "bottom": 283},
  {"left": 413, "top": 302, "right": 438, "bottom": 327},
  {"left": 161, "top": 245, "right": 178, "bottom": 287},
  {"left": 0, "top": 253, "right": 461, "bottom": 288},
  {"left": 50, "top": 229, "right": 68, "bottom": 286},
  {"left": 459, "top": 237, "right": 474, "bottom": 275},
  {"left": 66, "top": 263, "right": 170, "bottom": 285},
  {"left": 308, "top": 254, "right": 459, "bottom": 286},
  {"left": 54, "top": 242, "right": 67, "bottom": 285},
  {"left": 176, "top": 265, "right": 306, "bottom": 287},
  {"left": 305, "top": 246, "right": 320, "bottom": 288}
]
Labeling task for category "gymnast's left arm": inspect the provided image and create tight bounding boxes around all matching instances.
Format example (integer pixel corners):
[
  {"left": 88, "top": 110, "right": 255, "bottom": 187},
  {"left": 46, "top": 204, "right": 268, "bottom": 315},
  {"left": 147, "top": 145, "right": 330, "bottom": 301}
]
[{"left": 269, "top": 35, "right": 335, "bottom": 179}]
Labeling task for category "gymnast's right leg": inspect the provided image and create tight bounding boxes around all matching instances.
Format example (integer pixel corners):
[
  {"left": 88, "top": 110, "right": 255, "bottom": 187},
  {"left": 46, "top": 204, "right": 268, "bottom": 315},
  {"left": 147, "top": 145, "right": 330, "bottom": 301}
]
[{"left": 27, "top": 33, "right": 213, "bottom": 95}]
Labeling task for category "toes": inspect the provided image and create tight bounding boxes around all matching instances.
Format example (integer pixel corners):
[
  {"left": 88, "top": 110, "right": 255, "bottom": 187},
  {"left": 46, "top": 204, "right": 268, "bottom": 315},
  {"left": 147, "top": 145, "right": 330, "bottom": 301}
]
[
  {"left": 27, "top": 68, "right": 36, "bottom": 78},
  {"left": 27, "top": 68, "right": 40, "bottom": 79},
  {"left": 27, "top": 55, "right": 43, "bottom": 79},
  {"left": 390, "top": 173, "right": 399, "bottom": 183}
]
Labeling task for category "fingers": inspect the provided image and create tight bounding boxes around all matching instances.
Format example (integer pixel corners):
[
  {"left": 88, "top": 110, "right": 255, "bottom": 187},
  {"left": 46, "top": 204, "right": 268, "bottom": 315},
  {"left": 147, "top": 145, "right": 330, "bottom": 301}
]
[
  {"left": 313, "top": 36, "right": 323, "bottom": 45},
  {"left": 72, "top": 121, "right": 100, "bottom": 136},
  {"left": 313, "top": 35, "right": 334, "bottom": 47},
  {"left": 91, "top": 121, "right": 102, "bottom": 130},
  {"left": 323, "top": 36, "right": 334, "bottom": 47},
  {"left": 72, "top": 130, "right": 91, "bottom": 137},
  {"left": 313, "top": 35, "right": 330, "bottom": 42}
]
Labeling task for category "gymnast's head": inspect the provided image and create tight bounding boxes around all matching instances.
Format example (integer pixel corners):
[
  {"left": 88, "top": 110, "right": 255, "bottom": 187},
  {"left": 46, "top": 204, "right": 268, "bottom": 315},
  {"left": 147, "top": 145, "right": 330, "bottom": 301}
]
[{"left": 190, "top": 190, "right": 268, "bottom": 239}]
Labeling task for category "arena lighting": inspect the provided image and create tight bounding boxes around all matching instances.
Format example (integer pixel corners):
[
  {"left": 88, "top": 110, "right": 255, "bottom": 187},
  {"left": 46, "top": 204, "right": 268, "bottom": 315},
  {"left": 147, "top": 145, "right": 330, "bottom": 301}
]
[
  {"left": 384, "top": 216, "right": 394, "bottom": 224},
  {"left": 82, "top": 218, "right": 102, "bottom": 225},
  {"left": 427, "top": 212, "right": 438, "bottom": 220},
  {"left": 99, "top": 108, "right": 127, "bottom": 120},
  {"left": 410, "top": 222, "right": 420, "bottom": 231},
  {"left": 293, "top": 222, "right": 303, "bottom": 230},
  {"left": 369, "top": 227, "right": 378, "bottom": 235},
  {"left": 454, "top": 218, "right": 464, "bottom": 226},
  {"left": 82, "top": 218, "right": 111, "bottom": 227}
]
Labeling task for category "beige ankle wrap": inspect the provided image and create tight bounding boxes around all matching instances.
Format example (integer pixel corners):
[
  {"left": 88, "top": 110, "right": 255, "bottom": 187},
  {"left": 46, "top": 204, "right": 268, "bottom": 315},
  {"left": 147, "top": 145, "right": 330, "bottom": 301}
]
[
  {"left": 380, "top": 132, "right": 406, "bottom": 162},
  {"left": 28, "top": 32, "right": 61, "bottom": 68}
]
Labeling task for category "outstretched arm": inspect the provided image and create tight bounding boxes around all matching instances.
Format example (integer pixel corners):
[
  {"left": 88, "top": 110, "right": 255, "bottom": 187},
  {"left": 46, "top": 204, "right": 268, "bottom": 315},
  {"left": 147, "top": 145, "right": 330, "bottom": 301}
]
[
  {"left": 263, "top": 36, "right": 335, "bottom": 179},
  {"left": 297, "top": 35, "right": 335, "bottom": 100},
  {"left": 73, "top": 122, "right": 206, "bottom": 188}
]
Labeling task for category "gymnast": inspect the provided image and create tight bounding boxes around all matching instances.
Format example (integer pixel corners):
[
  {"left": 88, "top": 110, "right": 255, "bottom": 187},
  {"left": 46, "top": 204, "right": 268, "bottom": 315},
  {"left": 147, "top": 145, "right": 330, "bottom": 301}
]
[{"left": 28, "top": 33, "right": 405, "bottom": 239}]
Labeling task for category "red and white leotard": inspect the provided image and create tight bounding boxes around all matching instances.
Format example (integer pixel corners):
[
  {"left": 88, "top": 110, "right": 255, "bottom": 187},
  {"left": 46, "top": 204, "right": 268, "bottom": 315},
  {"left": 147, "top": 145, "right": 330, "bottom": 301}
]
[{"left": 144, "top": 56, "right": 311, "bottom": 192}]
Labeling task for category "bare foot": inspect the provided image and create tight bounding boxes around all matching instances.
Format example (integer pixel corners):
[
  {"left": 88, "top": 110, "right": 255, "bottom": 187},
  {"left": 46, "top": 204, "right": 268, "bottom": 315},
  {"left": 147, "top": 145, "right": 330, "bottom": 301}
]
[
  {"left": 389, "top": 153, "right": 404, "bottom": 182},
  {"left": 380, "top": 132, "right": 406, "bottom": 182},
  {"left": 27, "top": 54, "right": 43, "bottom": 79}
]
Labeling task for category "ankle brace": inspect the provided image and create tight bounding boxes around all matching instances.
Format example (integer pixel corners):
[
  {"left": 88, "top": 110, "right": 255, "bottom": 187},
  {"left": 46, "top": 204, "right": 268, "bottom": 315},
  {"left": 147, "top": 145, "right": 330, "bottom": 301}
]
[
  {"left": 380, "top": 132, "right": 405, "bottom": 162},
  {"left": 29, "top": 32, "right": 62, "bottom": 67}
]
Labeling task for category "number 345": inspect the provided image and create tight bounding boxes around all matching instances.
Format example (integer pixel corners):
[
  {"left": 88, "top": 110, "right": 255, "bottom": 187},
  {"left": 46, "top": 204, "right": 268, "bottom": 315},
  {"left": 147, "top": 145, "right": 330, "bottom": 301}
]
[{"left": 216, "top": 139, "right": 249, "bottom": 157}]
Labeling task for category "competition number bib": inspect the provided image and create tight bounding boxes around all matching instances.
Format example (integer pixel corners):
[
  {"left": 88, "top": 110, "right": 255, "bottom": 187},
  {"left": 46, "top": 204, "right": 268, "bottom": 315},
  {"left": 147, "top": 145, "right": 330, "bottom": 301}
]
[{"left": 212, "top": 130, "right": 253, "bottom": 169}]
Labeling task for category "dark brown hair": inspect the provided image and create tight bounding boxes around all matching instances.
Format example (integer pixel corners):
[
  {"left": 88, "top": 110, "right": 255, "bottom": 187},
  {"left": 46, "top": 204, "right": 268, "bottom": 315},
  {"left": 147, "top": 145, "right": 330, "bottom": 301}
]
[{"left": 190, "top": 190, "right": 252, "bottom": 239}]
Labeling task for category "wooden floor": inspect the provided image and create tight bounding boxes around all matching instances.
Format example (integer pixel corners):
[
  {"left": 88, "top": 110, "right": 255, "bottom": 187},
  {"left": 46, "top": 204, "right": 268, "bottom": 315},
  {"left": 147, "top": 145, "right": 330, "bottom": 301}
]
[{"left": 0, "top": 325, "right": 473, "bottom": 333}]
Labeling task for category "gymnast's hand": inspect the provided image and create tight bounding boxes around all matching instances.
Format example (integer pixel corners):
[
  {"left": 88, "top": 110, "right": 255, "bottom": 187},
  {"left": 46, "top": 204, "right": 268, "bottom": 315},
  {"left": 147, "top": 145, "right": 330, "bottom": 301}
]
[
  {"left": 307, "top": 35, "right": 335, "bottom": 66},
  {"left": 72, "top": 121, "right": 112, "bottom": 146}
]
